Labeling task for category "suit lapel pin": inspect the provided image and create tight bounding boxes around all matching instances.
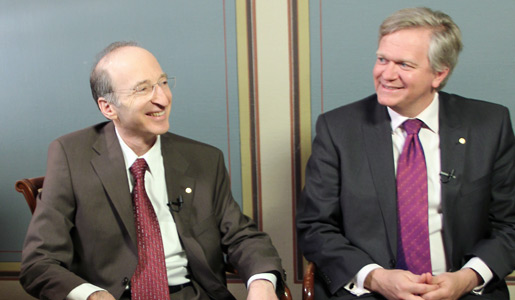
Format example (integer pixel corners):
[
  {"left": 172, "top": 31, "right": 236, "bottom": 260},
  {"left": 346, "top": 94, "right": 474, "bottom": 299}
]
[
  {"left": 185, "top": 187, "right": 192, "bottom": 194},
  {"left": 459, "top": 138, "right": 466, "bottom": 144}
]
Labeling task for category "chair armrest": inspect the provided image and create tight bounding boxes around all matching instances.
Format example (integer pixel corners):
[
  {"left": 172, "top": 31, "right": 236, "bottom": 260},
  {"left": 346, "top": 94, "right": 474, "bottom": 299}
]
[
  {"left": 302, "top": 261, "right": 316, "bottom": 300},
  {"left": 15, "top": 177, "right": 44, "bottom": 214}
]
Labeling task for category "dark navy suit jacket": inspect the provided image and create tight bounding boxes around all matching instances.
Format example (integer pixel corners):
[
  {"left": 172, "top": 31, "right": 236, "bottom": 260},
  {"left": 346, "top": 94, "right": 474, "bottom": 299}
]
[{"left": 297, "top": 92, "right": 515, "bottom": 299}]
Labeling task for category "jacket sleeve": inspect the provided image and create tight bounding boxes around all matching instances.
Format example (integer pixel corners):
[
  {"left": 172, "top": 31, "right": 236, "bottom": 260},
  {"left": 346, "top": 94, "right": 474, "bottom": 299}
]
[
  {"left": 210, "top": 149, "right": 285, "bottom": 285},
  {"left": 296, "top": 114, "right": 379, "bottom": 295},
  {"left": 468, "top": 106, "right": 515, "bottom": 284},
  {"left": 20, "top": 139, "right": 87, "bottom": 300}
]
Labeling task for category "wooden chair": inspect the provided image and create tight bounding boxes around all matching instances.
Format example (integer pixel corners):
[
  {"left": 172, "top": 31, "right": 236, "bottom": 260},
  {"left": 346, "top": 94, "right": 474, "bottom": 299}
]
[
  {"left": 14, "top": 176, "right": 44, "bottom": 214},
  {"left": 14, "top": 176, "right": 293, "bottom": 300},
  {"left": 302, "top": 261, "right": 315, "bottom": 300}
]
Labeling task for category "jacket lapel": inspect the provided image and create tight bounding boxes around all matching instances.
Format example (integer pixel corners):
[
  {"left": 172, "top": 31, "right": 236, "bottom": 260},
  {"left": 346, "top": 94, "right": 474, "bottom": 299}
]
[
  {"left": 362, "top": 99, "right": 398, "bottom": 260},
  {"left": 90, "top": 122, "right": 137, "bottom": 245},
  {"left": 160, "top": 134, "right": 195, "bottom": 236},
  {"left": 438, "top": 92, "right": 468, "bottom": 269}
]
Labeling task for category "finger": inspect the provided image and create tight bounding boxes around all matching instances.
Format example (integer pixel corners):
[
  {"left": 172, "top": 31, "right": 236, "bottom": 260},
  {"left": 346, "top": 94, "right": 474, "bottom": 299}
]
[
  {"left": 405, "top": 272, "right": 424, "bottom": 282},
  {"left": 428, "top": 273, "right": 447, "bottom": 285},
  {"left": 424, "top": 272, "right": 434, "bottom": 284},
  {"left": 420, "top": 288, "right": 447, "bottom": 300},
  {"left": 410, "top": 281, "right": 439, "bottom": 295},
  {"left": 404, "top": 294, "right": 426, "bottom": 300},
  {"left": 416, "top": 272, "right": 431, "bottom": 284}
]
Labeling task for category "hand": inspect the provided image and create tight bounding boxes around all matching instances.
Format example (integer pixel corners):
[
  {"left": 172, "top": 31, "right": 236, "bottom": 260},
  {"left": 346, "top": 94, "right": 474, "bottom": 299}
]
[
  {"left": 87, "top": 290, "right": 116, "bottom": 300},
  {"left": 365, "top": 269, "right": 438, "bottom": 300},
  {"left": 247, "top": 279, "right": 278, "bottom": 300},
  {"left": 421, "top": 268, "right": 481, "bottom": 300}
]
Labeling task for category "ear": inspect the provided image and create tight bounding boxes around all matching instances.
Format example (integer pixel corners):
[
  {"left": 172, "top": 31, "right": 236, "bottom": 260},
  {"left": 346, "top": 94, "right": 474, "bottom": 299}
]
[
  {"left": 432, "top": 67, "right": 450, "bottom": 89},
  {"left": 98, "top": 97, "right": 118, "bottom": 120}
]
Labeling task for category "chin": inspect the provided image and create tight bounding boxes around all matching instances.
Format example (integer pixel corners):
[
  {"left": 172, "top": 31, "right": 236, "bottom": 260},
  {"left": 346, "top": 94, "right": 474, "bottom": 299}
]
[
  {"left": 376, "top": 95, "right": 396, "bottom": 108},
  {"left": 157, "top": 127, "right": 170, "bottom": 135},
  {"left": 152, "top": 123, "right": 170, "bottom": 135}
]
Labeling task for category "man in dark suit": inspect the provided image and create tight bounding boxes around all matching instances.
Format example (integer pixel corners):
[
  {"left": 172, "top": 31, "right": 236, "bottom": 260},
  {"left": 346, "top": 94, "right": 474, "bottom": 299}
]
[
  {"left": 20, "top": 41, "right": 284, "bottom": 300},
  {"left": 297, "top": 7, "right": 515, "bottom": 300}
]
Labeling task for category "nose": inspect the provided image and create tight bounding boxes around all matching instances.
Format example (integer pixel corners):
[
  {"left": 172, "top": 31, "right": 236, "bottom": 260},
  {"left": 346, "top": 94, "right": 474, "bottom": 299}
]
[
  {"left": 381, "top": 62, "right": 398, "bottom": 80},
  {"left": 150, "top": 84, "right": 172, "bottom": 106}
]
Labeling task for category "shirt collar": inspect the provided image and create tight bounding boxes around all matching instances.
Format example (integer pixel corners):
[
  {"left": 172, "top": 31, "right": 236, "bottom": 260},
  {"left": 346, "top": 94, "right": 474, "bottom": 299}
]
[
  {"left": 388, "top": 92, "right": 439, "bottom": 133},
  {"left": 115, "top": 128, "right": 162, "bottom": 174}
]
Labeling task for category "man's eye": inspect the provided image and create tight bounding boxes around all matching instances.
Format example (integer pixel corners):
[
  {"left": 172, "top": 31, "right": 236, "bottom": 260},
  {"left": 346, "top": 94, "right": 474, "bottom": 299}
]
[
  {"left": 159, "top": 79, "right": 168, "bottom": 86},
  {"left": 377, "top": 57, "right": 387, "bottom": 64},
  {"left": 135, "top": 85, "right": 149, "bottom": 93}
]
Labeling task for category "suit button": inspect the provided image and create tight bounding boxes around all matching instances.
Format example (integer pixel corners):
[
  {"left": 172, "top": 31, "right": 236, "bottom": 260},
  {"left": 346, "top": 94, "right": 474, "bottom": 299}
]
[
  {"left": 389, "top": 259, "right": 396, "bottom": 268},
  {"left": 122, "top": 277, "right": 129, "bottom": 285}
]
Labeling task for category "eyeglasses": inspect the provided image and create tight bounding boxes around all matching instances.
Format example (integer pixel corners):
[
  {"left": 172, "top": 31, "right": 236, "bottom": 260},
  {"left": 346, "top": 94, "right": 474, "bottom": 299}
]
[{"left": 110, "top": 76, "right": 176, "bottom": 98}]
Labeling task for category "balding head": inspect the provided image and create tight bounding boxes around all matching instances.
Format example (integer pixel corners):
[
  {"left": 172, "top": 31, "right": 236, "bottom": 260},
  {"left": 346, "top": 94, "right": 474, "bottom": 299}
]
[{"left": 90, "top": 41, "right": 140, "bottom": 106}]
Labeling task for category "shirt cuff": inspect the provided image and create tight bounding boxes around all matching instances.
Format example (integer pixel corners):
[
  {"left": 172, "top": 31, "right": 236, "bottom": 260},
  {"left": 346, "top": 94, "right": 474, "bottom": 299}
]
[
  {"left": 462, "top": 257, "right": 493, "bottom": 295},
  {"left": 344, "top": 264, "right": 382, "bottom": 296},
  {"left": 247, "top": 273, "right": 277, "bottom": 290},
  {"left": 66, "top": 283, "right": 105, "bottom": 300}
]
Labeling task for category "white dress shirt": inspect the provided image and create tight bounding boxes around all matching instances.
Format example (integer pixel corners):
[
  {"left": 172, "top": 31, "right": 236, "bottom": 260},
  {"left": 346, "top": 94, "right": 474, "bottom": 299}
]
[{"left": 346, "top": 93, "right": 492, "bottom": 296}]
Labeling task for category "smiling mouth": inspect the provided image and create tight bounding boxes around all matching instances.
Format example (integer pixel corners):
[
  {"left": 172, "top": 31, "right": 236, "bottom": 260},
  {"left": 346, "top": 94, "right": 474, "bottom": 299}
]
[
  {"left": 381, "top": 83, "right": 403, "bottom": 90},
  {"left": 148, "top": 111, "right": 165, "bottom": 117}
]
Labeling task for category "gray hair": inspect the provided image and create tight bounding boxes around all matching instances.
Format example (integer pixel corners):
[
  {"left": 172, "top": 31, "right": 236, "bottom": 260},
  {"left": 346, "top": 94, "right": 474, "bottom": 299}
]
[
  {"left": 379, "top": 7, "right": 463, "bottom": 90},
  {"left": 90, "top": 41, "right": 140, "bottom": 106}
]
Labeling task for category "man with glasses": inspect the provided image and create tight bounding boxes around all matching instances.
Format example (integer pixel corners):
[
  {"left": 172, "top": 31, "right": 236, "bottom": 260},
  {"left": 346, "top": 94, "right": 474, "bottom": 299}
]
[{"left": 20, "top": 41, "right": 284, "bottom": 300}]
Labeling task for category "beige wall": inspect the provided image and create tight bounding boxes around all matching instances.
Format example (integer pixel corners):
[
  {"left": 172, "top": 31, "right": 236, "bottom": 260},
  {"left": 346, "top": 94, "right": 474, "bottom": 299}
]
[{"left": 227, "top": 0, "right": 309, "bottom": 298}]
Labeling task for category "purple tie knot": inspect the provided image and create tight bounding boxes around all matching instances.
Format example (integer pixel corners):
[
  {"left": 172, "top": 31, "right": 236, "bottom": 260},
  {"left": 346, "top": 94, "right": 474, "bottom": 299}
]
[{"left": 403, "top": 119, "right": 423, "bottom": 135}]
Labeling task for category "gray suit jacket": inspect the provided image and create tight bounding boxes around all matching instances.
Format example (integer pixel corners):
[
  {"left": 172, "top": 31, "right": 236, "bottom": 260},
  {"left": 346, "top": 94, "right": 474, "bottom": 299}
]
[
  {"left": 21, "top": 121, "right": 283, "bottom": 300},
  {"left": 296, "top": 92, "right": 515, "bottom": 299}
]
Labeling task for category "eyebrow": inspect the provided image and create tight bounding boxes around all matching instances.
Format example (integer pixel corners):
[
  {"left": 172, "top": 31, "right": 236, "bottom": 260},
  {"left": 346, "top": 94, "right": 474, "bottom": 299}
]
[
  {"left": 376, "top": 52, "right": 418, "bottom": 66},
  {"left": 131, "top": 73, "right": 168, "bottom": 88}
]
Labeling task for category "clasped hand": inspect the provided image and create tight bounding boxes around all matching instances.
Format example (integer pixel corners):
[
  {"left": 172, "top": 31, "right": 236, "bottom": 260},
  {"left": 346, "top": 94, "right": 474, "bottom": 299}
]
[{"left": 366, "top": 268, "right": 480, "bottom": 300}]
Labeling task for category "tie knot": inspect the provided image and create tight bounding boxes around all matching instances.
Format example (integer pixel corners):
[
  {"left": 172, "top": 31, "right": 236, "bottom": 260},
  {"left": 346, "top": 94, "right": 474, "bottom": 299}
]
[
  {"left": 130, "top": 158, "right": 149, "bottom": 178},
  {"left": 403, "top": 119, "right": 424, "bottom": 135}
]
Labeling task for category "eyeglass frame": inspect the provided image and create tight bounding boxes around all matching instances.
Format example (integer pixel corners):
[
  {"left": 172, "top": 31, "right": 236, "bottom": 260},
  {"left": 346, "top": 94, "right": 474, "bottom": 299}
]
[{"left": 107, "top": 75, "right": 176, "bottom": 98}]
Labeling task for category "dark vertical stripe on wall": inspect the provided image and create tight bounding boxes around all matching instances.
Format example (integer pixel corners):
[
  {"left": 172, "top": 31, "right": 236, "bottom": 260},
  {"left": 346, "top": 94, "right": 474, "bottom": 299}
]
[
  {"left": 246, "top": 0, "right": 261, "bottom": 226},
  {"left": 290, "top": 0, "right": 305, "bottom": 283},
  {"left": 222, "top": 0, "right": 232, "bottom": 179},
  {"left": 319, "top": 0, "right": 324, "bottom": 113}
]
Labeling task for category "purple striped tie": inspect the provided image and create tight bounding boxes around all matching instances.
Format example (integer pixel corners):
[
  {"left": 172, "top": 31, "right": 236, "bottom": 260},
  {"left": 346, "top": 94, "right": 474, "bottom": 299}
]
[
  {"left": 396, "top": 119, "right": 432, "bottom": 274},
  {"left": 130, "top": 158, "right": 170, "bottom": 300}
]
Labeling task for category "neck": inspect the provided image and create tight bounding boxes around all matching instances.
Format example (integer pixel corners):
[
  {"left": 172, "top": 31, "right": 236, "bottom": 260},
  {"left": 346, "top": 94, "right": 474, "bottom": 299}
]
[
  {"left": 394, "top": 92, "right": 436, "bottom": 118},
  {"left": 118, "top": 132, "right": 157, "bottom": 157}
]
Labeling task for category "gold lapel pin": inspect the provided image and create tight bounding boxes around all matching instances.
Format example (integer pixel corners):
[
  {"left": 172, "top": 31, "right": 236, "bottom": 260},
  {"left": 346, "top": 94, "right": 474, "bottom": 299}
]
[
  {"left": 459, "top": 138, "right": 466, "bottom": 144},
  {"left": 185, "top": 187, "right": 192, "bottom": 194}
]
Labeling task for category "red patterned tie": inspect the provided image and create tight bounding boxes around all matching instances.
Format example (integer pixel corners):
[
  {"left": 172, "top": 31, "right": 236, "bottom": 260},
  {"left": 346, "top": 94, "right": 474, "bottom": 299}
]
[
  {"left": 130, "top": 158, "right": 170, "bottom": 300},
  {"left": 396, "top": 119, "right": 432, "bottom": 274}
]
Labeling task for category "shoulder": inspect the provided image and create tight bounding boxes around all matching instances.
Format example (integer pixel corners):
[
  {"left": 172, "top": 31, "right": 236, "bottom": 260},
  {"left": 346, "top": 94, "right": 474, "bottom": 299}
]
[
  {"left": 160, "top": 132, "right": 229, "bottom": 177},
  {"left": 322, "top": 94, "right": 379, "bottom": 120},
  {"left": 439, "top": 92, "right": 512, "bottom": 132},
  {"left": 161, "top": 132, "right": 223, "bottom": 159},
  {"left": 316, "top": 94, "right": 387, "bottom": 133},
  {"left": 51, "top": 121, "right": 112, "bottom": 148},
  {"left": 440, "top": 92, "right": 509, "bottom": 116},
  {"left": 54, "top": 121, "right": 111, "bottom": 141}
]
